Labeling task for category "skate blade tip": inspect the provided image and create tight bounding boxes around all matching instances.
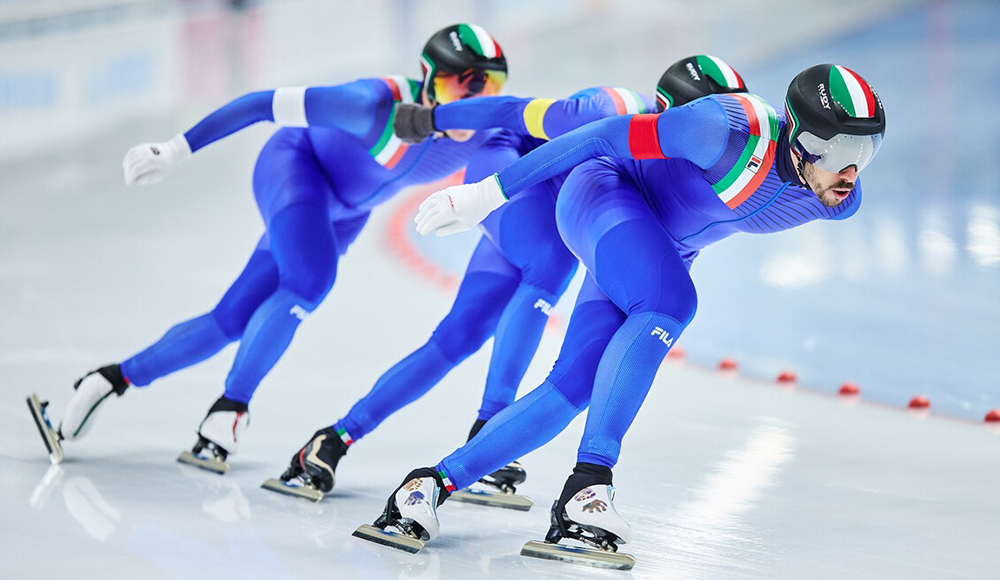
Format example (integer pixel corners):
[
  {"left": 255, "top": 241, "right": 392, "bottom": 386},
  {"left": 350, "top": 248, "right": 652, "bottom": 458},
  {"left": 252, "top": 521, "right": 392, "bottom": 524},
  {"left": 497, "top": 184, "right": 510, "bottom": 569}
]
[
  {"left": 450, "top": 489, "right": 533, "bottom": 511},
  {"left": 176, "top": 451, "right": 228, "bottom": 474},
  {"left": 521, "top": 540, "right": 635, "bottom": 571},
  {"left": 27, "top": 394, "right": 64, "bottom": 464},
  {"left": 260, "top": 478, "right": 323, "bottom": 502},
  {"left": 352, "top": 524, "right": 424, "bottom": 554}
]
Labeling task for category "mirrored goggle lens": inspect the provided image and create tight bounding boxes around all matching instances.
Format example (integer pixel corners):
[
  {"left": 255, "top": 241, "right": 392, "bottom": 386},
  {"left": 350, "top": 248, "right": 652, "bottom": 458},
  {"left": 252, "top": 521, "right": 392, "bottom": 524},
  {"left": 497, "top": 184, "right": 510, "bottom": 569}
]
[
  {"left": 795, "top": 131, "right": 882, "bottom": 173},
  {"left": 433, "top": 69, "right": 506, "bottom": 104}
]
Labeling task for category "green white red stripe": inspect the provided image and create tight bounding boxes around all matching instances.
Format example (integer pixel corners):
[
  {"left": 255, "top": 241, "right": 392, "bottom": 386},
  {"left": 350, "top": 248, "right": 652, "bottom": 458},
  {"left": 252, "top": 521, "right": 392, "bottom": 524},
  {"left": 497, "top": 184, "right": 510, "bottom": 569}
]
[
  {"left": 697, "top": 55, "right": 746, "bottom": 90},
  {"left": 370, "top": 76, "right": 419, "bottom": 169},
  {"left": 335, "top": 425, "right": 354, "bottom": 446},
  {"left": 438, "top": 468, "right": 456, "bottom": 492},
  {"left": 458, "top": 23, "right": 501, "bottom": 58},
  {"left": 829, "top": 65, "right": 876, "bottom": 118},
  {"left": 712, "top": 94, "right": 779, "bottom": 209},
  {"left": 602, "top": 87, "right": 648, "bottom": 114}
]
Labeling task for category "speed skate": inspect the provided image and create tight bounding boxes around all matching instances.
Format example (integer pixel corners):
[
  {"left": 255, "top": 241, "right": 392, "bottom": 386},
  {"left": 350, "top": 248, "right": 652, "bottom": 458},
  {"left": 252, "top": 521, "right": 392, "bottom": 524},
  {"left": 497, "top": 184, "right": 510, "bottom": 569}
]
[
  {"left": 261, "top": 475, "right": 323, "bottom": 502},
  {"left": 26, "top": 394, "right": 64, "bottom": 464},
  {"left": 353, "top": 524, "right": 425, "bottom": 554},
  {"left": 521, "top": 483, "right": 635, "bottom": 571},
  {"left": 353, "top": 469, "right": 444, "bottom": 554},
  {"left": 177, "top": 438, "right": 229, "bottom": 474},
  {"left": 521, "top": 539, "right": 635, "bottom": 571},
  {"left": 450, "top": 460, "right": 533, "bottom": 511}
]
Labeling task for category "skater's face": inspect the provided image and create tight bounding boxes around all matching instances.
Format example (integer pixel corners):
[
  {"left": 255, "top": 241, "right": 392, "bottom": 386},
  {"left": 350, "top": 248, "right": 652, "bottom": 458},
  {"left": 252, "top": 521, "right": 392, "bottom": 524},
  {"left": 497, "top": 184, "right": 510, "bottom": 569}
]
[
  {"left": 420, "top": 69, "right": 505, "bottom": 143},
  {"left": 792, "top": 148, "right": 858, "bottom": 207}
]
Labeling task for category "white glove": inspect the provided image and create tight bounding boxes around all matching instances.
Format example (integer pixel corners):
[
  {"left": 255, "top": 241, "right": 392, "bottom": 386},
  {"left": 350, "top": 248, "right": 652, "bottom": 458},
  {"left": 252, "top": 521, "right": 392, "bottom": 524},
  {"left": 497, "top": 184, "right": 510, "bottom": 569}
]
[
  {"left": 122, "top": 134, "right": 192, "bottom": 185},
  {"left": 414, "top": 174, "right": 508, "bottom": 237}
]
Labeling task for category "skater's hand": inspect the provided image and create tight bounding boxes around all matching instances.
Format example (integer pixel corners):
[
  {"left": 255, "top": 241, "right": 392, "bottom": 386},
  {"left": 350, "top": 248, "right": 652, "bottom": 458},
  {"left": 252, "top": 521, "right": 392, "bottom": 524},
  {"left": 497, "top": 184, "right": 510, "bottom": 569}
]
[
  {"left": 414, "top": 174, "right": 507, "bottom": 237},
  {"left": 122, "top": 134, "right": 192, "bottom": 185},
  {"left": 393, "top": 103, "right": 437, "bottom": 143}
]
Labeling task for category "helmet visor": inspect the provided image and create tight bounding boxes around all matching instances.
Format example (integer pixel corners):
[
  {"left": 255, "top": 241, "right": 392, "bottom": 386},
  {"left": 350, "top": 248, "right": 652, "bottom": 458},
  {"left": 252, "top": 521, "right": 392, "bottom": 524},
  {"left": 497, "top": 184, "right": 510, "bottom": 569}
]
[
  {"left": 794, "top": 130, "right": 882, "bottom": 173},
  {"left": 432, "top": 69, "right": 506, "bottom": 104}
]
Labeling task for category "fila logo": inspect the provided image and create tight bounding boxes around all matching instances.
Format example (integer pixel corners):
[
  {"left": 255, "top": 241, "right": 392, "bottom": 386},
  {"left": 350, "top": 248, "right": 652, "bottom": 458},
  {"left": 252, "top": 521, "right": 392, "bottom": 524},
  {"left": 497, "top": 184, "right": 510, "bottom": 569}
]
[
  {"left": 651, "top": 327, "right": 674, "bottom": 346},
  {"left": 289, "top": 305, "right": 309, "bottom": 320},
  {"left": 533, "top": 299, "right": 553, "bottom": 316},
  {"left": 449, "top": 31, "right": 464, "bottom": 51},
  {"left": 746, "top": 155, "right": 762, "bottom": 173}
]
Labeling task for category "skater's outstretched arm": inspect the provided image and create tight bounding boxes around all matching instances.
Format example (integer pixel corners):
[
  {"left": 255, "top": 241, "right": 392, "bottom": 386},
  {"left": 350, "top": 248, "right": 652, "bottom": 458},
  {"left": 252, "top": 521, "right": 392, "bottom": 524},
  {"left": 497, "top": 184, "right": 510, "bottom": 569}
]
[
  {"left": 414, "top": 97, "right": 729, "bottom": 236},
  {"left": 395, "top": 87, "right": 654, "bottom": 143},
  {"left": 122, "top": 79, "right": 394, "bottom": 185}
]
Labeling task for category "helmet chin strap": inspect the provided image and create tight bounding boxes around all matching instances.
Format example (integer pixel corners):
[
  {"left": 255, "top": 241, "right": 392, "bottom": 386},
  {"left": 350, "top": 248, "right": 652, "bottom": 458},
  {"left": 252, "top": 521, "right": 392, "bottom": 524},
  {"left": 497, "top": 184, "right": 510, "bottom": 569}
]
[{"left": 792, "top": 149, "right": 813, "bottom": 192}]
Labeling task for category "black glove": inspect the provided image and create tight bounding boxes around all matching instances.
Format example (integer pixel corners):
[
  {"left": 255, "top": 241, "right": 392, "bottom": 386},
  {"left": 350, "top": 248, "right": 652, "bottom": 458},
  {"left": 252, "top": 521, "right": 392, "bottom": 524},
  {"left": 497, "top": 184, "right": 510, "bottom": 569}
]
[{"left": 393, "top": 103, "right": 437, "bottom": 143}]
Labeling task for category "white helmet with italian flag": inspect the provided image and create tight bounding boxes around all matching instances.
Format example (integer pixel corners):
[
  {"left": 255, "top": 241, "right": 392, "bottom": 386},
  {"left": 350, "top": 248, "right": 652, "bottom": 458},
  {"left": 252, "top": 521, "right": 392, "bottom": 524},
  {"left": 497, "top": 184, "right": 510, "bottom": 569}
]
[{"left": 785, "top": 64, "right": 885, "bottom": 173}]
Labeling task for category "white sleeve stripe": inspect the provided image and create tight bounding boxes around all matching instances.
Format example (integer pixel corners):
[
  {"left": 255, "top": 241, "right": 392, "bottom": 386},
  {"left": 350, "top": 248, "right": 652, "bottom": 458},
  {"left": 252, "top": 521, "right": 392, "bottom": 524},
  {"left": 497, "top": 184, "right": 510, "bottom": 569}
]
[{"left": 272, "top": 87, "right": 308, "bottom": 127}]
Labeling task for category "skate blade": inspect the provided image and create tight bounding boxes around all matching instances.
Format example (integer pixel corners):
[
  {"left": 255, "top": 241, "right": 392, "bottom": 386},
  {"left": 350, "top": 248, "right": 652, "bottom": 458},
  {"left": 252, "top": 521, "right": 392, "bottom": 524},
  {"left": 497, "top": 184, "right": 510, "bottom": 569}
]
[
  {"left": 26, "top": 394, "right": 64, "bottom": 465},
  {"left": 177, "top": 450, "right": 228, "bottom": 474},
  {"left": 521, "top": 540, "right": 635, "bottom": 571},
  {"left": 260, "top": 477, "right": 323, "bottom": 502},
  {"left": 450, "top": 488, "right": 533, "bottom": 511},
  {"left": 352, "top": 524, "right": 424, "bottom": 554}
]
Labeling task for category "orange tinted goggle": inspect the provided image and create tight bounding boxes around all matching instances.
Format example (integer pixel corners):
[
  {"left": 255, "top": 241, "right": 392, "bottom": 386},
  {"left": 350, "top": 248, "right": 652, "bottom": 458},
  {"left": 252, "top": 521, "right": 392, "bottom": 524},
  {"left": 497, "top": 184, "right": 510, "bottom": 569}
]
[{"left": 432, "top": 69, "right": 506, "bottom": 104}]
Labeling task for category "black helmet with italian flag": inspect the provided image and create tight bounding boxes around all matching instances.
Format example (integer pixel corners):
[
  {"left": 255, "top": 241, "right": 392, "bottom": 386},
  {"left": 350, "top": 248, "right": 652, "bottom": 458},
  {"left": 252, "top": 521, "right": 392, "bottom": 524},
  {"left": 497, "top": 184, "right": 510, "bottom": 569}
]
[
  {"left": 421, "top": 24, "right": 507, "bottom": 105},
  {"left": 656, "top": 55, "right": 747, "bottom": 112},
  {"left": 785, "top": 64, "right": 885, "bottom": 173}
]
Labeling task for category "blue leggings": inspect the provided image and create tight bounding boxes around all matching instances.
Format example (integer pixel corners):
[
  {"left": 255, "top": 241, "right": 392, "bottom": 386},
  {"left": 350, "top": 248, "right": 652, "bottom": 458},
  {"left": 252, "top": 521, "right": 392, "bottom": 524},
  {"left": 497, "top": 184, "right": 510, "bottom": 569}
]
[
  {"left": 438, "top": 157, "right": 697, "bottom": 488},
  {"left": 335, "top": 141, "right": 578, "bottom": 442},
  {"left": 121, "top": 137, "right": 368, "bottom": 404}
]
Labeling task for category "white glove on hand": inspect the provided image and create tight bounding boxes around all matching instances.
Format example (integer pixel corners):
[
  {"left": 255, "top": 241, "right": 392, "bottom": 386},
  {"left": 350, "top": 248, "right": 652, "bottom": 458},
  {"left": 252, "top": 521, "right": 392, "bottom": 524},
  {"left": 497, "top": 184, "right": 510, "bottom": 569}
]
[
  {"left": 122, "top": 134, "right": 192, "bottom": 185},
  {"left": 414, "top": 174, "right": 508, "bottom": 237}
]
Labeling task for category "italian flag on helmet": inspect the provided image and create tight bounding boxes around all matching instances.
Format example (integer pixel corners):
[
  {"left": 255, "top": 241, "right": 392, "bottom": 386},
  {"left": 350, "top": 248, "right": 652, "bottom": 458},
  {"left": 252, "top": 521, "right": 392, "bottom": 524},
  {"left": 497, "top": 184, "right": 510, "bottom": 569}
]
[
  {"left": 828, "top": 65, "right": 877, "bottom": 118},
  {"left": 456, "top": 23, "right": 502, "bottom": 58},
  {"left": 696, "top": 55, "right": 746, "bottom": 91}
]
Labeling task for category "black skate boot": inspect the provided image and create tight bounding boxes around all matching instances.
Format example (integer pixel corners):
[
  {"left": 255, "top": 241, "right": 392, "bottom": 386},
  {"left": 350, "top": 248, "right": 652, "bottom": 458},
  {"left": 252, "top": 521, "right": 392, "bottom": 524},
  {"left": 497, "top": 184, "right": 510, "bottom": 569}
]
[
  {"left": 354, "top": 467, "right": 450, "bottom": 554},
  {"left": 261, "top": 426, "right": 348, "bottom": 502},
  {"left": 521, "top": 463, "right": 635, "bottom": 570},
  {"left": 177, "top": 396, "right": 249, "bottom": 475},
  {"left": 449, "top": 418, "right": 534, "bottom": 511}
]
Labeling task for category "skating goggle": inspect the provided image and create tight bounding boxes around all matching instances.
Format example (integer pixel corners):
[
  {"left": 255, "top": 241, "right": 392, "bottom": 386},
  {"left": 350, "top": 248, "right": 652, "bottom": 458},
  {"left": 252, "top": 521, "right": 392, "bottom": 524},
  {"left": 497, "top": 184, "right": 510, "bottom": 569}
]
[
  {"left": 792, "top": 130, "right": 882, "bottom": 174},
  {"left": 431, "top": 69, "right": 506, "bottom": 104}
]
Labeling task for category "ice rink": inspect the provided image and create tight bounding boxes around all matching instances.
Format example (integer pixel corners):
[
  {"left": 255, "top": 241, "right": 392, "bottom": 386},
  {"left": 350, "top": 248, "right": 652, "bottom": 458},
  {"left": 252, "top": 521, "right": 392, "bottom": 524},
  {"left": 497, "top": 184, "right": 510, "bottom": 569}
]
[{"left": 2, "top": 1, "right": 999, "bottom": 578}]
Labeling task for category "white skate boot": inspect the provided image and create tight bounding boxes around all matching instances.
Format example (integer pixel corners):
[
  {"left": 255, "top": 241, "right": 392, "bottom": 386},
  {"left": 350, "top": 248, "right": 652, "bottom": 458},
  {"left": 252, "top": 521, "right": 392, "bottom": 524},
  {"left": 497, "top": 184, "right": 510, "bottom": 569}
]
[
  {"left": 353, "top": 467, "right": 447, "bottom": 553},
  {"left": 177, "top": 396, "right": 248, "bottom": 474},
  {"left": 521, "top": 464, "right": 636, "bottom": 570},
  {"left": 27, "top": 364, "right": 129, "bottom": 464}
]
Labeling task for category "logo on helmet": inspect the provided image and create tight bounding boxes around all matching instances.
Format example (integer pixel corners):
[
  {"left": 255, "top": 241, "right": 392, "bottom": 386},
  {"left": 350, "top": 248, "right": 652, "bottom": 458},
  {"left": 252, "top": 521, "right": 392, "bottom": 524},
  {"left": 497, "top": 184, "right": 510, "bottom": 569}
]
[
  {"left": 686, "top": 62, "right": 701, "bottom": 81},
  {"left": 449, "top": 31, "right": 463, "bottom": 52},
  {"left": 817, "top": 83, "right": 831, "bottom": 110}
]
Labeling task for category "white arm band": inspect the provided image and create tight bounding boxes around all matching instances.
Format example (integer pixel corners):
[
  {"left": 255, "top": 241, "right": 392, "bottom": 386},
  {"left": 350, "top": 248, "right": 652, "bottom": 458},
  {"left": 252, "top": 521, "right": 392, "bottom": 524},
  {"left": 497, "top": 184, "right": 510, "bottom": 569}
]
[{"left": 272, "top": 87, "right": 309, "bottom": 127}]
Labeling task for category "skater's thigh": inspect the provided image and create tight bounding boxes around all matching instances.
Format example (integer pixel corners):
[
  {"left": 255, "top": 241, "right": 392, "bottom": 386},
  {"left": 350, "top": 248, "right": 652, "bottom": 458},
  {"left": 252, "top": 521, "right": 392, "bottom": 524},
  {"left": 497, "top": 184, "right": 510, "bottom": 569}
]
[
  {"left": 252, "top": 130, "right": 331, "bottom": 222},
  {"left": 432, "top": 237, "right": 520, "bottom": 355},
  {"left": 556, "top": 159, "right": 695, "bottom": 320},
  {"left": 555, "top": 157, "right": 653, "bottom": 273},
  {"left": 212, "top": 236, "right": 279, "bottom": 339},
  {"left": 332, "top": 211, "right": 371, "bottom": 257},
  {"left": 547, "top": 275, "right": 626, "bottom": 409},
  {"left": 267, "top": 203, "right": 339, "bottom": 306},
  {"left": 491, "top": 183, "right": 577, "bottom": 295}
]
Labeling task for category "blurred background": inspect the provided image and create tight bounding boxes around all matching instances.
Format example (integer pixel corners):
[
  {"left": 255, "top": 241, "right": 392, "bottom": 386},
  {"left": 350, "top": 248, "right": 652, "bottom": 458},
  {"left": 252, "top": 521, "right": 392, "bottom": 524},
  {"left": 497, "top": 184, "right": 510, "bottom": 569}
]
[
  {"left": 2, "top": 0, "right": 996, "bottom": 419},
  {"left": 2, "top": 2, "right": 999, "bottom": 579}
]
